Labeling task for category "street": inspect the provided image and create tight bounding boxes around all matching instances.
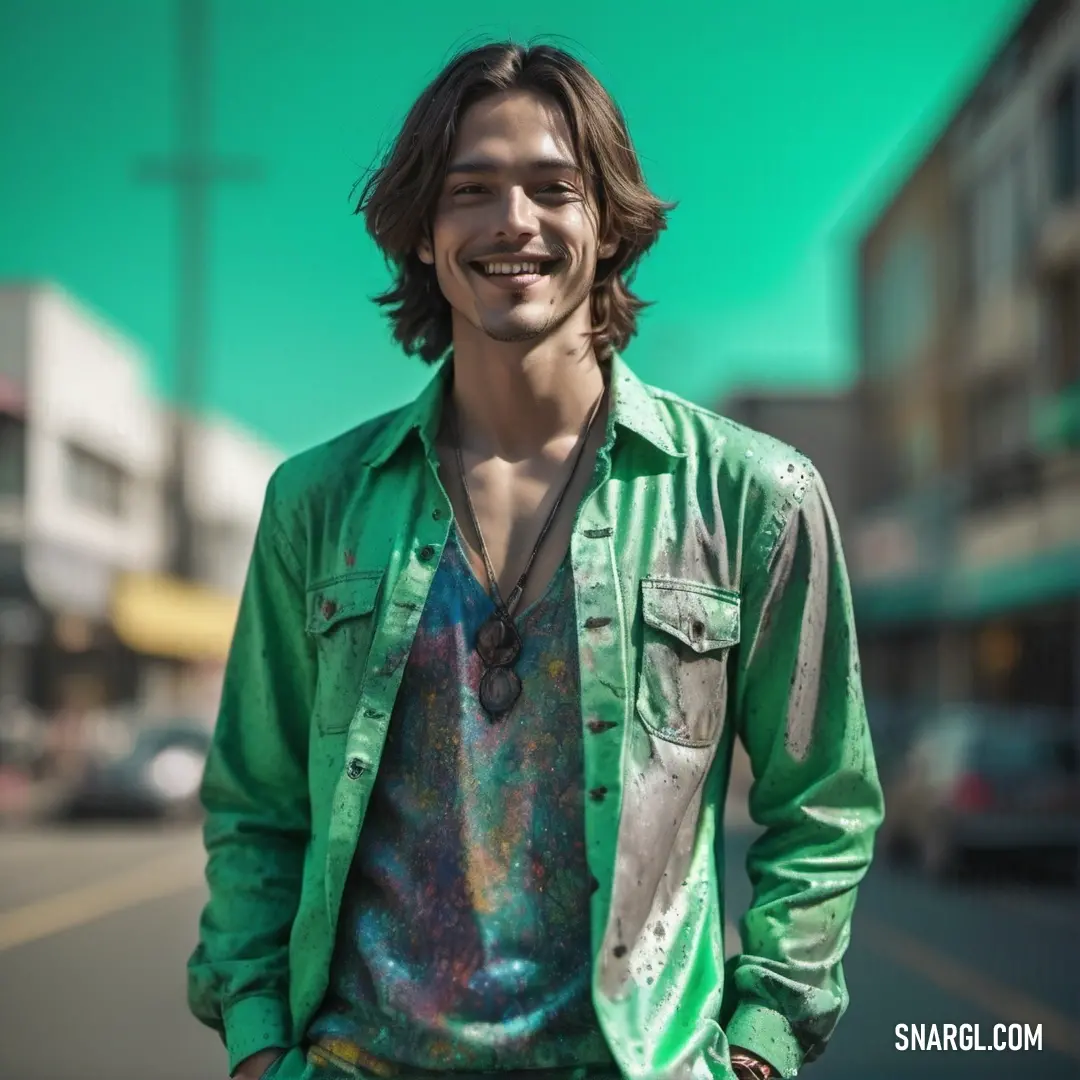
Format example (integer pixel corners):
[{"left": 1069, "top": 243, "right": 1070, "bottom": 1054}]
[{"left": 0, "top": 819, "right": 1076, "bottom": 1080}]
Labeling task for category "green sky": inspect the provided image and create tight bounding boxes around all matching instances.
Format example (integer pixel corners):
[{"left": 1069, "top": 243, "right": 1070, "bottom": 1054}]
[{"left": 0, "top": 0, "right": 1028, "bottom": 454}]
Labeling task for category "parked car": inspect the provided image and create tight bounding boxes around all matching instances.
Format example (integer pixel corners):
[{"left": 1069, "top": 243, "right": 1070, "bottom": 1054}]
[
  {"left": 57, "top": 717, "right": 211, "bottom": 821},
  {"left": 879, "top": 704, "right": 1079, "bottom": 880},
  {"left": 866, "top": 698, "right": 922, "bottom": 779}
]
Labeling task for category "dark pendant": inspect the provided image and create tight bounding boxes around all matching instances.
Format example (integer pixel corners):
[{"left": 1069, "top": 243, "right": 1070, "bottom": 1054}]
[
  {"left": 476, "top": 613, "right": 521, "bottom": 667},
  {"left": 479, "top": 665, "right": 522, "bottom": 718}
]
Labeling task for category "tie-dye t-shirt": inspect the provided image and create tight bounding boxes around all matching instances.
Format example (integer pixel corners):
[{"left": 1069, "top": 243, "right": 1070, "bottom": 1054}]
[{"left": 306, "top": 528, "right": 615, "bottom": 1076}]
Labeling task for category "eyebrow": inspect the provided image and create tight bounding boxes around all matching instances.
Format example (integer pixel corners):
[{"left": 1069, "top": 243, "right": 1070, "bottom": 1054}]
[{"left": 445, "top": 157, "right": 581, "bottom": 177}]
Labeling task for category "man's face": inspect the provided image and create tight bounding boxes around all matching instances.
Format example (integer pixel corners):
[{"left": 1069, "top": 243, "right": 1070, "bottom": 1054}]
[{"left": 419, "top": 90, "right": 617, "bottom": 347}]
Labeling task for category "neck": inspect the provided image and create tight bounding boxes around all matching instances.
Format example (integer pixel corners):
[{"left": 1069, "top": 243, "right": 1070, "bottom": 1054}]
[{"left": 446, "top": 329, "right": 607, "bottom": 461}]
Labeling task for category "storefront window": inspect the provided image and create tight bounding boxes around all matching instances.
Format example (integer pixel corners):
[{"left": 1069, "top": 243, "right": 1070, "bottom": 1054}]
[
  {"left": 0, "top": 415, "right": 26, "bottom": 496},
  {"left": 1052, "top": 70, "right": 1078, "bottom": 203},
  {"left": 64, "top": 442, "right": 127, "bottom": 519},
  {"left": 971, "top": 603, "right": 1077, "bottom": 711}
]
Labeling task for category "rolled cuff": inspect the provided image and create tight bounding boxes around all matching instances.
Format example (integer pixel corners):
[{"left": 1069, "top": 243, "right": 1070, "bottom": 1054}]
[
  {"left": 223, "top": 993, "right": 292, "bottom": 1075},
  {"left": 726, "top": 1002, "right": 804, "bottom": 1078}
]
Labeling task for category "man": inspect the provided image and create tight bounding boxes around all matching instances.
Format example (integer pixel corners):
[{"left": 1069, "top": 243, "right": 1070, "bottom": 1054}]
[{"left": 188, "top": 42, "right": 883, "bottom": 1080}]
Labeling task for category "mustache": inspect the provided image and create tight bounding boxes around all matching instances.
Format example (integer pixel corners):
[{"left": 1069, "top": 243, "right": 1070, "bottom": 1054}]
[{"left": 467, "top": 242, "right": 569, "bottom": 261}]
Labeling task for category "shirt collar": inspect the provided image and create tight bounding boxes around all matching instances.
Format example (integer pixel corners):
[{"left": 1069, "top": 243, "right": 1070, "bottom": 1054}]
[
  {"left": 359, "top": 351, "right": 685, "bottom": 469},
  {"left": 359, "top": 363, "right": 449, "bottom": 468},
  {"left": 606, "top": 352, "right": 685, "bottom": 459}
]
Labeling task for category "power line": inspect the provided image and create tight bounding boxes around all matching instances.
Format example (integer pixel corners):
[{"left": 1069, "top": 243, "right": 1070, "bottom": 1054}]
[{"left": 133, "top": 0, "right": 262, "bottom": 581}]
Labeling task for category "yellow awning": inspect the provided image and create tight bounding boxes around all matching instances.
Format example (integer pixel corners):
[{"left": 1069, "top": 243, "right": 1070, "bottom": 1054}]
[{"left": 110, "top": 572, "right": 240, "bottom": 662}]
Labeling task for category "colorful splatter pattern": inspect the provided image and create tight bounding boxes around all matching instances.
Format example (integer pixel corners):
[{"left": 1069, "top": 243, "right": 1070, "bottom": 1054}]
[{"left": 306, "top": 529, "right": 614, "bottom": 1076}]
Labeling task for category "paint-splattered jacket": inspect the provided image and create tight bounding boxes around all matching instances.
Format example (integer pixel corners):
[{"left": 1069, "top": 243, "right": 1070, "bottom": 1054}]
[{"left": 187, "top": 354, "right": 884, "bottom": 1079}]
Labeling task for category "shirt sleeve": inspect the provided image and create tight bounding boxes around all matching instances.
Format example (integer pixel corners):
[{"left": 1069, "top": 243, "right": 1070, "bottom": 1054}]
[
  {"left": 186, "top": 471, "right": 316, "bottom": 1074},
  {"left": 722, "top": 465, "right": 884, "bottom": 1077}
]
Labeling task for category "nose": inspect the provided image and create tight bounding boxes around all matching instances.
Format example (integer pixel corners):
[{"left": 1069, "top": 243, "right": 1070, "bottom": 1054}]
[{"left": 495, "top": 186, "right": 540, "bottom": 241}]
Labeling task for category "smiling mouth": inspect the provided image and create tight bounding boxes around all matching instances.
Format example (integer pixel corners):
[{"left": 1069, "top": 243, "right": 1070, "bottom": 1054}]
[{"left": 469, "top": 258, "right": 561, "bottom": 279}]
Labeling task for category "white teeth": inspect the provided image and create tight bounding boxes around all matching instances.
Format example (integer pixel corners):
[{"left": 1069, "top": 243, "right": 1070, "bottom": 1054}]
[{"left": 483, "top": 261, "right": 542, "bottom": 275}]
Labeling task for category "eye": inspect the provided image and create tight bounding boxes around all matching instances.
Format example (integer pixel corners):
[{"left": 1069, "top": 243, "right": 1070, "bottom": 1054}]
[
  {"left": 537, "top": 182, "right": 577, "bottom": 198},
  {"left": 451, "top": 183, "right": 487, "bottom": 197}
]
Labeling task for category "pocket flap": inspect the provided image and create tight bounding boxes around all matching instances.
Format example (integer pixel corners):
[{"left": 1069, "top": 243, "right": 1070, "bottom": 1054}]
[
  {"left": 641, "top": 578, "right": 740, "bottom": 653},
  {"left": 306, "top": 571, "right": 382, "bottom": 634}
]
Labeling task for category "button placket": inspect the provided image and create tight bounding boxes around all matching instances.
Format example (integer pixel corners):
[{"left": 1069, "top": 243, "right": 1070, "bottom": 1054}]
[
  {"left": 327, "top": 477, "right": 451, "bottom": 936},
  {"left": 343, "top": 513, "right": 447, "bottom": 775},
  {"left": 572, "top": 514, "right": 627, "bottom": 951}
]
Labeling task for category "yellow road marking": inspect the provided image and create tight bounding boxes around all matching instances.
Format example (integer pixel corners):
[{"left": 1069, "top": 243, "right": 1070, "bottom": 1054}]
[
  {"left": 9, "top": 844, "right": 1072, "bottom": 1063},
  {"left": 860, "top": 915, "right": 1080, "bottom": 1060},
  {"left": 0, "top": 849, "right": 205, "bottom": 953},
  {"left": 988, "top": 891, "right": 1080, "bottom": 932}
]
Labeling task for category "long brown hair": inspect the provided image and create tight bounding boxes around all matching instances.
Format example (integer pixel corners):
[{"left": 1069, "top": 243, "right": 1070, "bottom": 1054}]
[{"left": 356, "top": 42, "right": 675, "bottom": 363}]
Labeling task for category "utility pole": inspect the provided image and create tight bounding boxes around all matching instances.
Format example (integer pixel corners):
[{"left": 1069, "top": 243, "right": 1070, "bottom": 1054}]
[{"left": 134, "top": 0, "right": 261, "bottom": 581}]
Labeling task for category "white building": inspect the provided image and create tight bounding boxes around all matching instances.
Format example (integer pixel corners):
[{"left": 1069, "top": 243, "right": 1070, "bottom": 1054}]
[
  {"left": 0, "top": 282, "right": 167, "bottom": 713},
  {"left": 0, "top": 281, "right": 283, "bottom": 719},
  {"left": 187, "top": 414, "right": 283, "bottom": 595}
]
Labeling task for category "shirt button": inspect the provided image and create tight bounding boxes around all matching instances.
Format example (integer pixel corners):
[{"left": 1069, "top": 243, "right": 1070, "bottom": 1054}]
[
  {"left": 346, "top": 758, "right": 365, "bottom": 780},
  {"left": 419, "top": 544, "right": 436, "bottom": 561},
  {"left": 432, "top": 508, "right": 443, "bottom": 520}
]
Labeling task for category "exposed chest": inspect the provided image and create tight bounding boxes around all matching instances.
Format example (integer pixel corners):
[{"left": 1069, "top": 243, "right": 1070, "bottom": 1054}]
[{"left": 435, "top": 437, "right": 603, "bottom": 613}]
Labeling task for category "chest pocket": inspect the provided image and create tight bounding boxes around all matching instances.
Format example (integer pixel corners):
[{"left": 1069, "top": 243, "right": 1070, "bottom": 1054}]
[
  {"left": 636, "top": 577, "right": 741, "bottom": 747},
  {"left": 306, "top": 570, "right": 383, "bottom": 735}
]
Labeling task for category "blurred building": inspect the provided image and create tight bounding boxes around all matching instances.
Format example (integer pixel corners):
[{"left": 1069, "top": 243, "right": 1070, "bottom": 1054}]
[
  {"left": 0, "top": 283, "right": 168, "bottom": 716},
  {"left": 111, "top": 413, "right": 282, "bottom": 717},
  {"left": 0, "top": 282, "right": 282, "bottom": 723},
  {"left": 716, "top": 388, "right": 857, "bottom": 540},
  {"left": 851, "top": 0, "right": 1080, "bottom": 717}
]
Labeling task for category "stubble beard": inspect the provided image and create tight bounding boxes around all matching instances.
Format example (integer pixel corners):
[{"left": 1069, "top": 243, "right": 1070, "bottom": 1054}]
[{"left": 478, "top": 274, "right": 594, "bottom": 345}]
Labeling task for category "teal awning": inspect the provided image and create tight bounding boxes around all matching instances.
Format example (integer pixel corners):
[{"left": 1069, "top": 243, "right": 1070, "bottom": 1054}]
[
  {"left": 1034, "top": 382, "right": 1080, "bottom": 451},
  {"left": 851, "top": 575, "right": 947, "bottom": 627},
  {"left": 853, "top": 543, "right": 1080, "bottom": 627}
]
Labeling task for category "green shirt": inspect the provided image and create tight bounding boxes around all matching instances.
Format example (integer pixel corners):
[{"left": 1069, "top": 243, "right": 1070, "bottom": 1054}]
[{"left": 187, "top": 354, "right": 884, "bottom": 1079}]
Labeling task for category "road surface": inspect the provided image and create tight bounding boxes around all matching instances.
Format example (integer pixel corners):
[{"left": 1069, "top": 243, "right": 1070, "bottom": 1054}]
[{"left": 0, "top": 819, "right": 1076, "bottom": 1079}]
